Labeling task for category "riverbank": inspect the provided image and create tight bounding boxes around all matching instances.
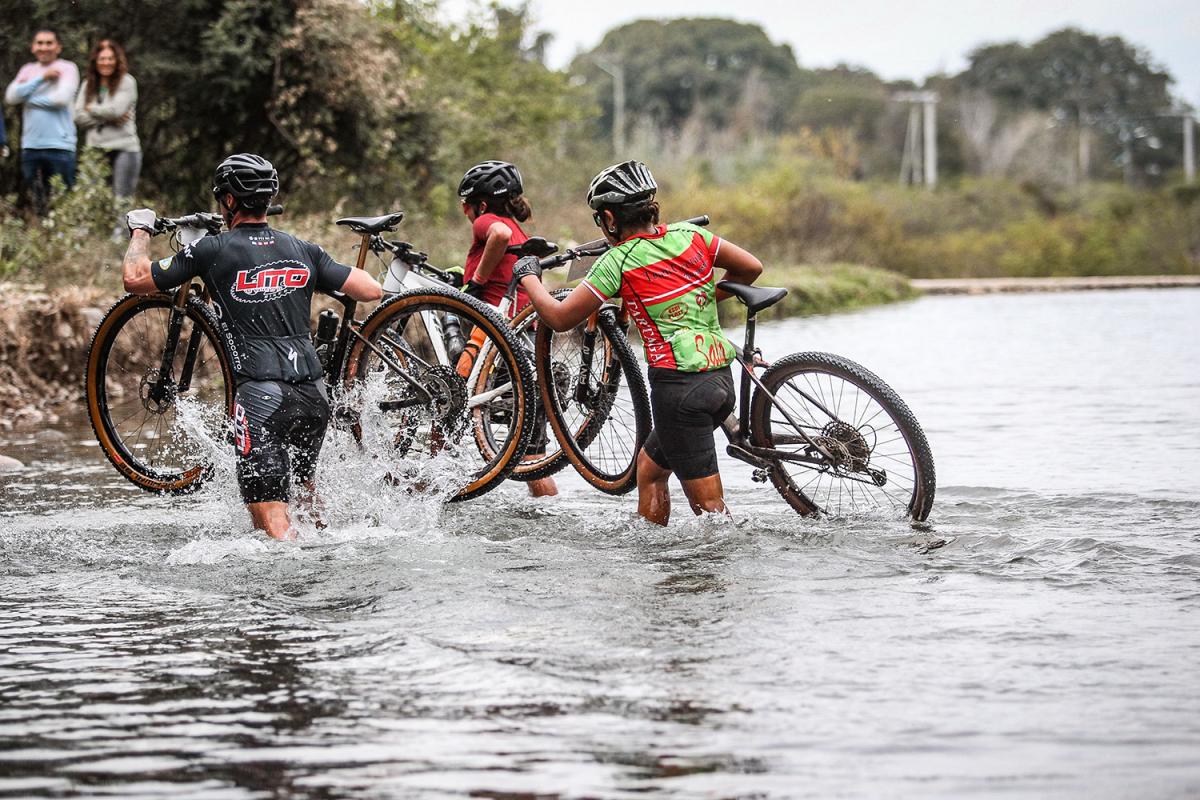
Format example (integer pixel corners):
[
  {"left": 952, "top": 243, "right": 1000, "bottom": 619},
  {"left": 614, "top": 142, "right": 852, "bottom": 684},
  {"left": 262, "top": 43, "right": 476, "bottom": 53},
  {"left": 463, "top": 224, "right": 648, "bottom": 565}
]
[
  {"left": 0, "top": 284, "right": 110, "bottom": 430},
  {"left": 912, "top": 275, "right": 1200, "bottom": 294}
]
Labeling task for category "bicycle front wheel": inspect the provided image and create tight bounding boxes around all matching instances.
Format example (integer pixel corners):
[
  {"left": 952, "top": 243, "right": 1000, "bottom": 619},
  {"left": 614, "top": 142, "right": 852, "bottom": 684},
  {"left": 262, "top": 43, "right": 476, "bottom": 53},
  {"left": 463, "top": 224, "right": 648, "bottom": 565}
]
[
  {"left": 749, "top": 352, "right": 935, "bottom": 520},
  {"left": 536, "top": 308, "right": 651, "bottom": 495},
  {"left": 86, "top": 293, "right": 234, "bottom": 494},
  {"left": 343, "top": 287, "right": 536, "bottom": 502}
]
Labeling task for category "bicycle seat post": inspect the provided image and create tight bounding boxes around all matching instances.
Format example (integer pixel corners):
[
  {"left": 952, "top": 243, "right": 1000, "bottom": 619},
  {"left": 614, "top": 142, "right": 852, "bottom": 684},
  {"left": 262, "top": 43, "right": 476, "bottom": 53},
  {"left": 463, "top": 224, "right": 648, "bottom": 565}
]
[
  {"left": 353, "top": 233, "right": 372, "bottom": 272},
  {"left": 739, "top": 308, "right": 758, "bottom": 435}
]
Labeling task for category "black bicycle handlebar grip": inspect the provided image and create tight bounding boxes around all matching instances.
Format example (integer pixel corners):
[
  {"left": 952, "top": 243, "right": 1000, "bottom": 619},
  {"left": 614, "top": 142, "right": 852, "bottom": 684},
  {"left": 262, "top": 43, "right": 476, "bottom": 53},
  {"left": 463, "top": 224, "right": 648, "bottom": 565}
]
[
  {"left": 684, "top": 214, "right": 709, "bottom": 226},
  {"left": 267, "top": 204, "right": 284, "bottom": 216}
]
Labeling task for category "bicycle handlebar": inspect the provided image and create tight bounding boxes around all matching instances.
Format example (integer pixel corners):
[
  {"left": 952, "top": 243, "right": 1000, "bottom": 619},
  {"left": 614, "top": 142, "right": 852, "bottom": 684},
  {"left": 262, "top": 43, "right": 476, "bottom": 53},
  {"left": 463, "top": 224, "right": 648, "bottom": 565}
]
[
  {"left": 156, "top": 204, "right": 284, "bottom": 236},
  {"left": 372, "top": 236, "right": 464, "bottom": 286},
  {"left": 537, "top": 214, "right": 710, "bottom": 270}
]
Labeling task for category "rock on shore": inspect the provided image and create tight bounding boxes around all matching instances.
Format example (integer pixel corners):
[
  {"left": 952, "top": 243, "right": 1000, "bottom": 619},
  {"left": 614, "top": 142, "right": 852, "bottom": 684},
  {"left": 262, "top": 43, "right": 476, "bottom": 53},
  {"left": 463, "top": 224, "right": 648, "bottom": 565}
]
[{"left": 0, "top": 283, "right": 113, "bottom": 430}]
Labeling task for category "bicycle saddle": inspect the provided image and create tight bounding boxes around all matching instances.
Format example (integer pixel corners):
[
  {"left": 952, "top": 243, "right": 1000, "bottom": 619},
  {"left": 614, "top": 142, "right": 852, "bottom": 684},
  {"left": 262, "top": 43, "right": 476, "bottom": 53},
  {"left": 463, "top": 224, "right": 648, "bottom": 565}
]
[
  {"left": 335, "top": 212, "right": 404, "bottom": 233},
  {"left": 716, "top": 281, "right": 788, "bottom": 314}
]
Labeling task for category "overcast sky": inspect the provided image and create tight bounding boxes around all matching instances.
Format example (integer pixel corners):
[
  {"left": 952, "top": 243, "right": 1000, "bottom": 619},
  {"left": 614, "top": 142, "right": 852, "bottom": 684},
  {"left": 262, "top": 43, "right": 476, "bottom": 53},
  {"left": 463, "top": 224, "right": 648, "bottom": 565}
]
[{"left": 441, "top": 0, "right": 1200, "bottom": 107}]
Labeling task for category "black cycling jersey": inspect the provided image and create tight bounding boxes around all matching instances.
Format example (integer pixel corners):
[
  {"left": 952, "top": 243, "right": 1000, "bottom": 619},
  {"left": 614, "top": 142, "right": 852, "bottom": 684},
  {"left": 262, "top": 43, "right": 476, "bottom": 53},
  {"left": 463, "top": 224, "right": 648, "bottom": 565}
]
[{"left": 151, "top": 223, "right": 352, "bottom": 382}]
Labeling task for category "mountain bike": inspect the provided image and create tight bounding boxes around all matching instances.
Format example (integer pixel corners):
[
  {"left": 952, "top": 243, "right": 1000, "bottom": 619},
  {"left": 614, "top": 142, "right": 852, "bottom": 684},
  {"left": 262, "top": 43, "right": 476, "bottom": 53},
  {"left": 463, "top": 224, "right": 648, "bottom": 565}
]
[
  {"left": 86, "top": 210, "right": 536, "bottom": 502},
  {"left": 533, "top": 231, "right": 937, "bottom": 520},
  {"left": 351, "top": 213, "right": 640, "bottom": 485}
]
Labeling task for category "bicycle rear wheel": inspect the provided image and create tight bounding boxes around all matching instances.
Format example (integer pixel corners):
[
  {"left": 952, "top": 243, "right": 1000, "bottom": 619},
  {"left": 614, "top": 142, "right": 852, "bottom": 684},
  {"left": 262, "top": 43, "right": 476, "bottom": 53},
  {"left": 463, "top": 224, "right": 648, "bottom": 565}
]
[
  {"left": 342, "top": 287, "right": 536, "bottom": 502},
  {"left": 749, "top": 351, "right": 935, "bottom": 520},
  {"left": 86, "top": 293, "right": 234, "bottom": 493},
  {"left": 536, "top": 308, "right": 651, "bottom": 495}
]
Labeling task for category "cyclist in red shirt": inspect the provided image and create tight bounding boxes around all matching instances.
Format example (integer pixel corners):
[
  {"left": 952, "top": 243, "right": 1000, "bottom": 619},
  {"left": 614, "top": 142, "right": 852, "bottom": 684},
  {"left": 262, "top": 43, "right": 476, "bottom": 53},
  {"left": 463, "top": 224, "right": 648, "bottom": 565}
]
[
  {"left": 458, "top": 160, "right": 557, "bottom": 498},
  {"left": 459, "top": 160, "right": 532, "bottom": 309}
]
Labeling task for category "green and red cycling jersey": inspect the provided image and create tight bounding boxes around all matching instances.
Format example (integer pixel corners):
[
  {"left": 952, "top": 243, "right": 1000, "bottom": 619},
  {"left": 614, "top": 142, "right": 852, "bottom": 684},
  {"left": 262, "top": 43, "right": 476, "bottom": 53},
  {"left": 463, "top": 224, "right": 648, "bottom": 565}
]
[
  {"left": 582, "top": 222, "right": 735, "bottom": 372},
  {"left": 465, "top": 213, "right": 530, "bottom": 309}
]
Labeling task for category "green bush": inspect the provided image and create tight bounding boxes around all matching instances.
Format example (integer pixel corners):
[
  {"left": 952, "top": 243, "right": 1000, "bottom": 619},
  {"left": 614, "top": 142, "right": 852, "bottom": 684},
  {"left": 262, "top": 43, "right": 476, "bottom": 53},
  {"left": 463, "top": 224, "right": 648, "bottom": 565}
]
[{"left": 0, "top": 151, "right": 120, "bottom": 285}]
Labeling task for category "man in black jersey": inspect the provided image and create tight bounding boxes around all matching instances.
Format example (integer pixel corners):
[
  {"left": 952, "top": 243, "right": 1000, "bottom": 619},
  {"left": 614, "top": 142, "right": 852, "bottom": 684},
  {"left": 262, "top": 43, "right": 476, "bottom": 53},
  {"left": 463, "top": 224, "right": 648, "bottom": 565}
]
[{"left": 121, "top": 153, "right": 382, "bottom": 540}]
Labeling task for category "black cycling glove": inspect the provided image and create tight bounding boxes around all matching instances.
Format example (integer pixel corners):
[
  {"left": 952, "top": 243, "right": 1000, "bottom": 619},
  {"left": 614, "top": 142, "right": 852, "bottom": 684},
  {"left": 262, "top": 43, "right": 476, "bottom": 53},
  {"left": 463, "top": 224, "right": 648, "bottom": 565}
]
[
  {"left": 512, "top": 255, "right": 542, "bottom": 282},
  {"left": 463, "top": 280, "right": 488, "bottom": 300}
]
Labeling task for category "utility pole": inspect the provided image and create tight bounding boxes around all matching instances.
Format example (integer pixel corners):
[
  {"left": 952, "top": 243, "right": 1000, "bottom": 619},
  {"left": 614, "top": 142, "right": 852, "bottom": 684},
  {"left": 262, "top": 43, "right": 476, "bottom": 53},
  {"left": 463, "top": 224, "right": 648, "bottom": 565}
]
[
  {"left": 593, "top": 56, "right": 626, "bottom": 157},
  {"left": 1185, "top": 114, "right": 1196, "bottom": 182},
  {"left": 894, "top": 91, "right": 938, "bottom": 188},
  {"left": 923, "top": 95, "right": 937, "bottom": 188}
]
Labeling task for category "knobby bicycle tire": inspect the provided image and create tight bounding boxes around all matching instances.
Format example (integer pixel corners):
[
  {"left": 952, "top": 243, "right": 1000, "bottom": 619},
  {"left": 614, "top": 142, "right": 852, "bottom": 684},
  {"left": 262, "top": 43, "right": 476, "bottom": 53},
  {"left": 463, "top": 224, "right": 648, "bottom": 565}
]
[
  {"left": 749, "top": 351, "right": 935, "bottom": 521},
  {"left": 493, "top": 289, "right": 595, "bottom": 482},
  {"left": 343, "top": 287, "right": 537, "bottom": 502},
  {"left": 86, "top": 293, "right": 235, "bottom": 494},
  {"left": 536, "top": 309, "right": 651, "bottom": 495}
]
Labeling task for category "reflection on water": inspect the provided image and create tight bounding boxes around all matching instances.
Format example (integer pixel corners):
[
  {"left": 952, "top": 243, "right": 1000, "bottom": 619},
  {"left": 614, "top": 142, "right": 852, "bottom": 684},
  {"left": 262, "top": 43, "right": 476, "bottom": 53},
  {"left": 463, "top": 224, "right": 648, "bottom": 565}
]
[{"left": 2, "top": 289, "right": 1199, "bottom": 798}]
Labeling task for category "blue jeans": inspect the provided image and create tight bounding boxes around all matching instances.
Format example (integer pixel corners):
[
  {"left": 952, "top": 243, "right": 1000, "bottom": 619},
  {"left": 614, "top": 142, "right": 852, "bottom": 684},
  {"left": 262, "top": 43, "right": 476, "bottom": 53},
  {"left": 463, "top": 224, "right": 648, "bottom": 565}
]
[{"left": 21, "top": 148, "right": 76, "bottom": 215}]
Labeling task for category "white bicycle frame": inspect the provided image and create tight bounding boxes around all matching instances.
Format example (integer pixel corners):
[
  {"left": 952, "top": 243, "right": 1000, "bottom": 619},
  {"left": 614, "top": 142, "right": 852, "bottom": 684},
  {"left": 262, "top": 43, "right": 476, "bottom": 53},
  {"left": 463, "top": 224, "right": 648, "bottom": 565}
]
[{"left": 381, "top": 255, "right": 516, "bottom": 413}]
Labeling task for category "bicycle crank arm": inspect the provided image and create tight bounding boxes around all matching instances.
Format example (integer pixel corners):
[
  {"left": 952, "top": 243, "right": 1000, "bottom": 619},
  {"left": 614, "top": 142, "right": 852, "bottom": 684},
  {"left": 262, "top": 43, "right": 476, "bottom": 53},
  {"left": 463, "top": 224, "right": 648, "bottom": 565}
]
[{"left": 726, "top": 443, "right": 774, "bottom": 469}]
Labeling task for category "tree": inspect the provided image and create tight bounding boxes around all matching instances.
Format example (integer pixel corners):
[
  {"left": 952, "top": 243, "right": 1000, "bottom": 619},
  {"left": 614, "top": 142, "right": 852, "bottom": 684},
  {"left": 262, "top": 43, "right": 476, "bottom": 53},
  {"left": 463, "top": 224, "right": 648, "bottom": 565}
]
[
  {"left": 570, "top": 18, "right": 802, "bottom": 147},
  {"left": 958, "top": 28, "right": 1177, "bottom": 182},
  {"left": 0, "top": 0, "right": 583, "bottom": 210}
]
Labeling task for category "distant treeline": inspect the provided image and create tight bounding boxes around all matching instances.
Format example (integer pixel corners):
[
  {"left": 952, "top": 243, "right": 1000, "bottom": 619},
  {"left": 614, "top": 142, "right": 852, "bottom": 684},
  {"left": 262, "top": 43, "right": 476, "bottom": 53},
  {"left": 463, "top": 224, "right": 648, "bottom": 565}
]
[
  {"left": 1, "top": 2, "right": 1197, "bottom": 281},
  {"left": 1, "top": 2, "right": 1192, "bottom": 209}
]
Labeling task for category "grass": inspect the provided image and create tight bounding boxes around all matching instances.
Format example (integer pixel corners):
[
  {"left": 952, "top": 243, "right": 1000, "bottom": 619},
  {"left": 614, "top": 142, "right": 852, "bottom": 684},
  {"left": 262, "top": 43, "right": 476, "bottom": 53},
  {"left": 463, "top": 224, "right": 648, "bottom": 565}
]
[{"left": 720, "top": 262, "right": 917, "bottom": 323}]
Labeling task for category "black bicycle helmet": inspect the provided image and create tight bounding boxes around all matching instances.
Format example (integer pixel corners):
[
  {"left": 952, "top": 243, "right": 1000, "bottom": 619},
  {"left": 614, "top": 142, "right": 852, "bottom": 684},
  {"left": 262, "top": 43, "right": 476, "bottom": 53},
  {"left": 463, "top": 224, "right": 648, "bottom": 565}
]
[
  {"left": 212, "top": 153, "right": 278, "bottom": 206},
  {"left": 587, "top": 160, "right": 657, "bottom": 210},
  {"left": 458, "top": 160, "right": 523, "bottom": 200}
]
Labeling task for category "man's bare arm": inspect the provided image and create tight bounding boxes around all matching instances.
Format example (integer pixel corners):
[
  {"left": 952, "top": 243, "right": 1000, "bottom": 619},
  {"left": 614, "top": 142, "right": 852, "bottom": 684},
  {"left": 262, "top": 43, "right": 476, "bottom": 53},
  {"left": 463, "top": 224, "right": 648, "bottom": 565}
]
[{"left": 122, "top": 231, "right": 158, "bottom": 294}]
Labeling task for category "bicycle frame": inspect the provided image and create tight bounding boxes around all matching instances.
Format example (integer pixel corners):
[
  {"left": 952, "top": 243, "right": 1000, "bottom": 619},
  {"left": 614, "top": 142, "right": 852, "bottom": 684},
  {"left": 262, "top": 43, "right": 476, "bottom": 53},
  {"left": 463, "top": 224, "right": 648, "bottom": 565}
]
[
  {"left": 720, "top": 311, "right": 840, "bottom": 474},
  {"left": 373, "top": 237, "right": 519, "bottom": 412}
]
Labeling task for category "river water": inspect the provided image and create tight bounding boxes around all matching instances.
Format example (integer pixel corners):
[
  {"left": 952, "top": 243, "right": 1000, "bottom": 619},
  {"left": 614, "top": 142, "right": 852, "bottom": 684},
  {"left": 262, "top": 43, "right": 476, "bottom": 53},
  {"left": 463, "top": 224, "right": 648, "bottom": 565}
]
[{"left": 2, "top": 289, "right": 1198, "bottom": 798}]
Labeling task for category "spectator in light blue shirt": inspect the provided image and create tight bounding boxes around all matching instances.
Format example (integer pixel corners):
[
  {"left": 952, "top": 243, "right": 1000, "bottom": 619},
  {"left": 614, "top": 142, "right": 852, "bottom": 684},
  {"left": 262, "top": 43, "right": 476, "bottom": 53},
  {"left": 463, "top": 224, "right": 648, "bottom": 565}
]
[{"left": 4, "top": 29, "right": 80, "bottom": 214}]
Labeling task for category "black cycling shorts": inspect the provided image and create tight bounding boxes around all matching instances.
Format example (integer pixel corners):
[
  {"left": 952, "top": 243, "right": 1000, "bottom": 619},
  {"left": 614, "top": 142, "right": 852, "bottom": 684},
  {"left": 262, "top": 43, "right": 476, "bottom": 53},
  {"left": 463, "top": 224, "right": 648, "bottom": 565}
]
[
  {"left": 643, "top": 366, "right": 736, "bottom": 481},
  {"left": 233, "top": 379, "right": 331, "bottom": 504}
]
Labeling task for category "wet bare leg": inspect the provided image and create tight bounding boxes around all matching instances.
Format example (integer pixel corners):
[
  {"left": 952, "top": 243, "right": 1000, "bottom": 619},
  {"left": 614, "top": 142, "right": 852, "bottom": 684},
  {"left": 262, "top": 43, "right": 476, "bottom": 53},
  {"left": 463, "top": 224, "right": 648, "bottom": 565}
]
[
  {"left": 525, "top": 458, "right": 558, "bottom": 497},
  {"left": 679, "top": 473, "right": 729, "bottom": 518},
  {"left": 248, "top": 501, "right": 296, "bottom": 540},
  {"left": 637, "top": 448, "right": 672, "bottom": 526}
]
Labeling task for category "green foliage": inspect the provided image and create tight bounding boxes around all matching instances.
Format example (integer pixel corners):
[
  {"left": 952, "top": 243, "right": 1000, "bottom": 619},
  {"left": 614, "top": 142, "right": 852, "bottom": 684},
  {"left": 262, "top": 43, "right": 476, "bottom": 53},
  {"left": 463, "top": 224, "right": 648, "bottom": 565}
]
[
  {"left": 956, "top": 27, "right": 1179, "bottom": 181},
  {"left": 571, "top": 18, "right": 802, "bottom": 143},
  {"left": 665, "top": 150, "right": 1199, "bottom": 279},
  {"left": 396, "top": 2, "right": 591, "bottom": 219},
  {"left": 0, "top": 0, "right": 582, "bottom": 213},
  {"left": 0, "top": 149, "right": 119, "bottom": 282},
  {"left": 717, "top": 263, "right": 916, "bottom": 325}
]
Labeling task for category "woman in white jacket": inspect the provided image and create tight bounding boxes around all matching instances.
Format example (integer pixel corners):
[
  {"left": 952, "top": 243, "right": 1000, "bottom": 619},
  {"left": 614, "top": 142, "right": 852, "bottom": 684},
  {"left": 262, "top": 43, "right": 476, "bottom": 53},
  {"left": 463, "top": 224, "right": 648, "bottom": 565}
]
[{"left": 74, "top": 39, "right": 140, "bottom": 238}]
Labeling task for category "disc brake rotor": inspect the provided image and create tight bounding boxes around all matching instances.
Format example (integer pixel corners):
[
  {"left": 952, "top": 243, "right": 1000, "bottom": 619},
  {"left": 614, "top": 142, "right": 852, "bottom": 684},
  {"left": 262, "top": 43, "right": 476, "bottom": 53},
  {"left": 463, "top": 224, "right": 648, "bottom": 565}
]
[{"left": 139, "top": 369, "right": 175, "bottom": 414}]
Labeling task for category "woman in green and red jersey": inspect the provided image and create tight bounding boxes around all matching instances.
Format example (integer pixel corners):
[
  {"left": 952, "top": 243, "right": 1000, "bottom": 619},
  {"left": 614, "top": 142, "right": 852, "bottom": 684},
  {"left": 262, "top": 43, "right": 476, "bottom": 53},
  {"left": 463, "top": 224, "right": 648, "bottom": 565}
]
[
  {"left": 458, "top": 160, "right": 558, "bottom": 498},
  {"left": 514, "top": 160, "right": 763, "bottom": 525}
]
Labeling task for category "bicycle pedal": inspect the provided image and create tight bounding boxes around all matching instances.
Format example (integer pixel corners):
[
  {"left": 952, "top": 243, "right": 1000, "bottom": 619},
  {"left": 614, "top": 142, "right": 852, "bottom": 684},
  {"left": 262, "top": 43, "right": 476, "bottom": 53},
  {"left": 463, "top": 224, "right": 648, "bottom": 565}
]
[{"left": 751, "top": 468, "right": 770, "bottom": 483}]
